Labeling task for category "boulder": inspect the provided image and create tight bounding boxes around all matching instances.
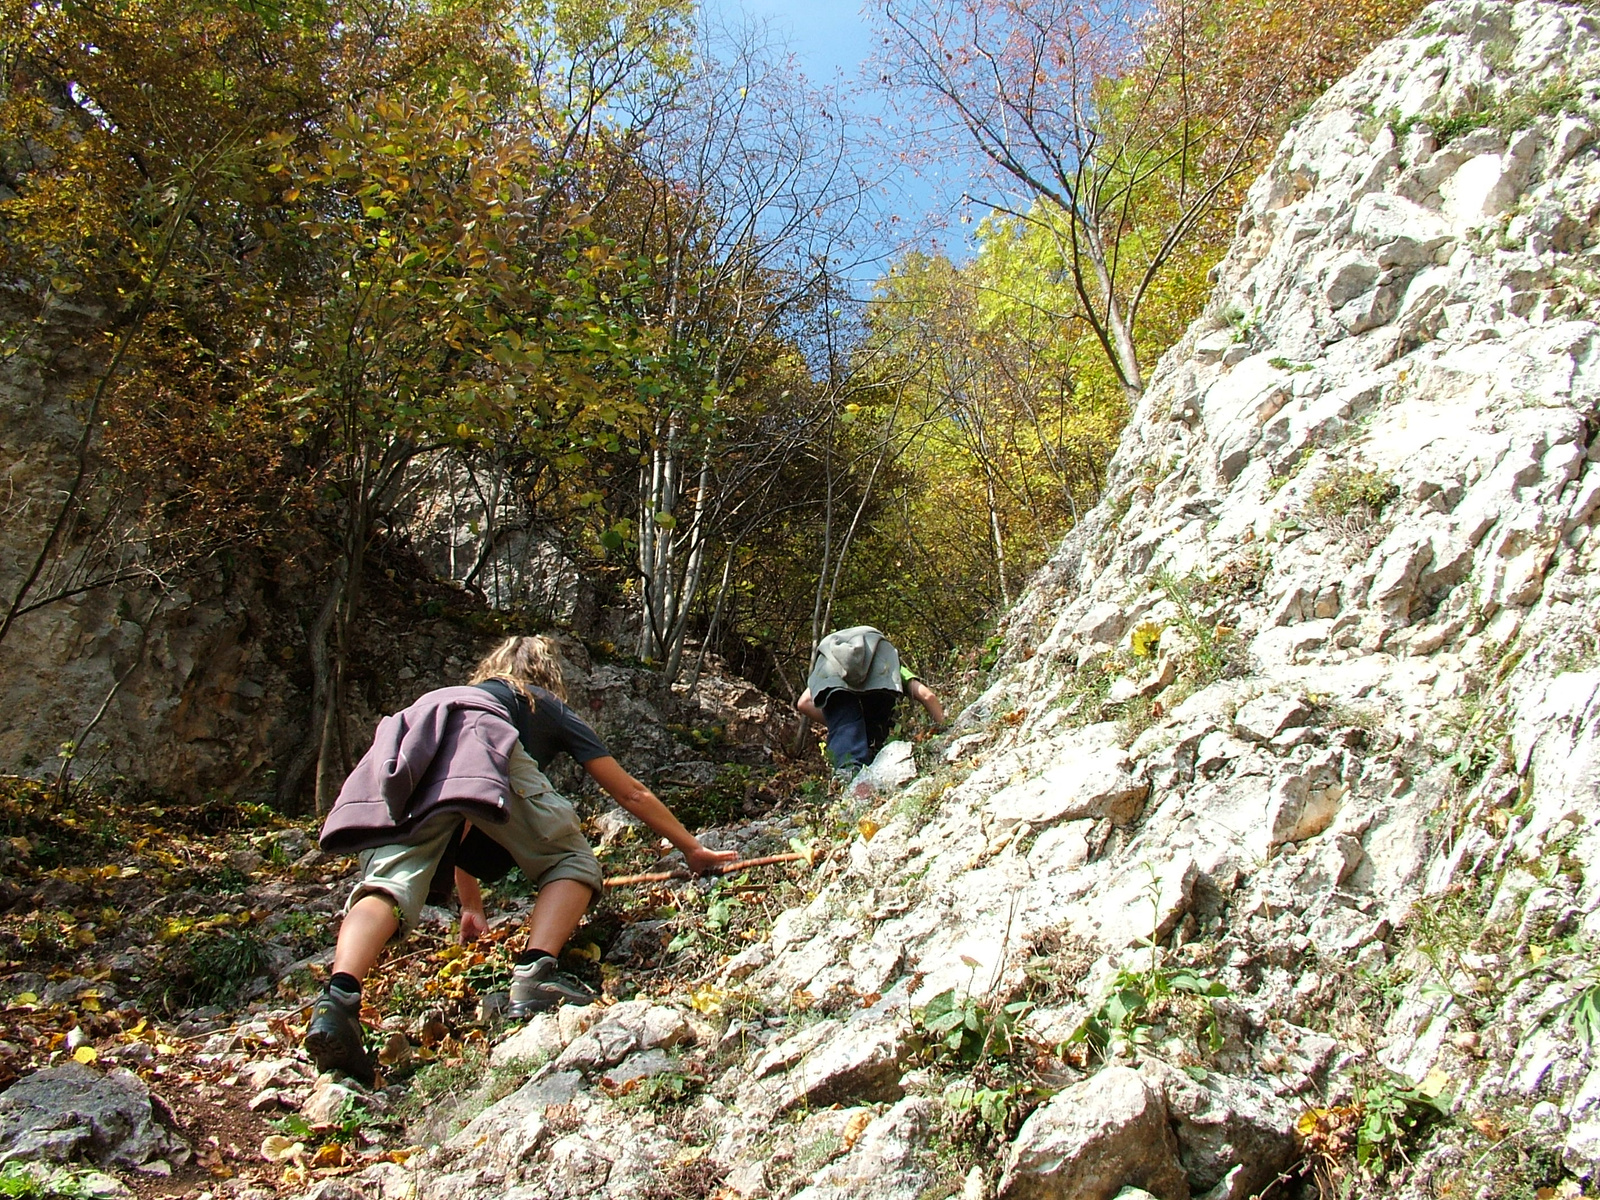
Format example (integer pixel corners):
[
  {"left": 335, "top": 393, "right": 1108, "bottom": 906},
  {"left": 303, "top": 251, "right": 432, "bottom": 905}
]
[
  {"left": 790, "top": 1098, "right": 936, "bottom": 1200},
  {"left": 1140, "top": 1059, "right": 1299, "bottom": 1198},
  {"left": 302, "top": 1080, "right": 361, "bottom": 1126},
  {"left": 445, "top": 1069, "right": 583, "bottom": 1174},
  {"left": 855, "top": 741, "right": 919, "bottom": 793},
  {"left": 1233, "top": 695, "right": 1312, "bottom": 743},
  {"left": 737, "top": 1015, "right": 913, "bottom": 1121},
  {"left": 0, "top": 1064, "right": 185, "bottom": 1169},
  {"left": 553, "top": 1001, "right": 690, "bottom": 1074},
  {"left": 997, "top": 1066, "right": 1188, "bottom": 1200},
  {"left": 489, "top": 1013, "right": 565, "bottom": 1068},
  {"left": 987, "top": 745, "right": 1149, "bottom": 830}
]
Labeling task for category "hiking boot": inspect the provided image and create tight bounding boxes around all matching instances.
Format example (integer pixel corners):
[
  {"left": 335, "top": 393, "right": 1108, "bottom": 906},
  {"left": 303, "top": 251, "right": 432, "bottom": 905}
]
[
  {"left": 304, "top": 984, "right": 374, "bottom": 1086},
  {"left": 508, "top": 956, "right": 596, "bottom": 1019}
]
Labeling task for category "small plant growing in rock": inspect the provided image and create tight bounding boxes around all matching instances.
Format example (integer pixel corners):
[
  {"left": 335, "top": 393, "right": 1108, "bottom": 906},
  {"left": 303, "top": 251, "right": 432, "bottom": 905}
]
[
  {"left": 0, "top": 1163, "right": 100, "bottom": 1200},
  {"left": 1129, "top": 622, "right": 1163, "bottom": 658},
  {"left": 1430, "top": 75, "right": 1584, "bottom": 143},
  {"left": 1153, "top": 569, "right": 1238, "bottom": 683},
  {"left": 1306, "top": 464, "right": 1398, "bottom": 520},
  {"left": 1067, "top": 963, "right": 1229, "bottom": 1060},
  {"left": 1068, "top": 868, "right": 1229, "bottom": 1060},
  {"left": 1352, "top": 1073, "right": 1451, "bottom": 1168},
  {"left": 608, "top": 1067, "right": 703, "bottom": 1111},
  {"left": 916, "top": 986, "right": 1030, "bottom": 1066},
  {"left": 944, "top": 1080, "right": 1020, "bottom": 1134}
]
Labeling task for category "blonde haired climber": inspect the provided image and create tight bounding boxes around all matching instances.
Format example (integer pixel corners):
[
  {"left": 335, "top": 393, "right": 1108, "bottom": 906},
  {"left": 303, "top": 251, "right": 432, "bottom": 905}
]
[{"left": 305, "top": 635, "right": 736, "bottom": 1085}]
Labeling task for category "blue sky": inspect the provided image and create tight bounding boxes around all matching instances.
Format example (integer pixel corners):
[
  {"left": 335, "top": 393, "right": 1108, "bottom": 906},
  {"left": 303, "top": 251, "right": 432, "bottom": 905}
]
[
  {"left": 701, "top": 0, "right": 876, "bottom": 88},
  {"left": 698, "top": 0, "right": 976, "bottom": 276}
]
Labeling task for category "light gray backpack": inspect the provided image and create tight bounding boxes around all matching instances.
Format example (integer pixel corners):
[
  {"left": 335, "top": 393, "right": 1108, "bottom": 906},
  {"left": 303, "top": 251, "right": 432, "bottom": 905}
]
[{"left": 806, "top": 626, "right": 904, "bottom": 700}]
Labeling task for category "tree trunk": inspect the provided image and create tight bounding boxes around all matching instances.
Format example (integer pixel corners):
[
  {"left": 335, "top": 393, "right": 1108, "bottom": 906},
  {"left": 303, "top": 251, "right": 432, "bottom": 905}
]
[{"left": 276, "top": 570, "right": 343, "bottom": 811}]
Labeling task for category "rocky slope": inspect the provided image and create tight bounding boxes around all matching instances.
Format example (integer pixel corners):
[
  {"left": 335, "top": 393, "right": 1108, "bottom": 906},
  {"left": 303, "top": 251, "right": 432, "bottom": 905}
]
[
  {"left": 9, "top": 1, "right": 1600, "bottom": 1198},
  {"left": 277, "top": 3, "right": 1599, "bottom": 1197}
]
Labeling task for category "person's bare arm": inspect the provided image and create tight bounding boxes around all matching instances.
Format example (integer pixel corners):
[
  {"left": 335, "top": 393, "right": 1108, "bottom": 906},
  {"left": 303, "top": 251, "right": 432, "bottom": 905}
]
[
  {"left": 583, "top": 756, "right": 738, "bottom": 874},
  {"left": 455, "top": 866, "right": 487, "bottom": 944},
  {"left": 906, "top": 678, "right": 946, "bottom": 726},
  {"left": 795, "top": 687, "right": 825, "bottom": 722}
]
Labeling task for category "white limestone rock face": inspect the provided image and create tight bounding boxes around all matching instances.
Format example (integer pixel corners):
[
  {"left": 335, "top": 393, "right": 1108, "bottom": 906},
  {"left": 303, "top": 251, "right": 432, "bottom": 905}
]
[{"left": 282, "top": 4, "right": 1600, "bottom": 1199}]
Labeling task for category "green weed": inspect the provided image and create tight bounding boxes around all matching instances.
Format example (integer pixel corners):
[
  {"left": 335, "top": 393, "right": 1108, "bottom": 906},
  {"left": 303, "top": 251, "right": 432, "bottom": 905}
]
[
  {"left": 1153, "top": 570, "right": 1237, "bottom": 683},
  {"left": 609, "top": 1068, "right": 702, "bottom": 1111},
  {"left": 0, "top": 1164, "right": 97, "bottom": 1200},
  {"left": 1354, "top": 1073, "right": 1451, "bottom": 1168},
  {"left": 274, "top": 1097, "right": 391, "bottom": 1148},
  {"left": 1431, "top": 77, "right": 1585, "bottom": 143},
  {"left": 944, "top": 1081, "right": 1023, "bottom": 1134},
  {"left": 1068, "top": 963, "right": 1229, "bottom": 1059},
  {"left": 159, "top": 928, "right": 269, "bottom": 1012},
  {"left": 916, "top": 988, "right": 1030, "bottom": 1066},
  {"left": 1307, "top": 464, "right": 1398, "bottom": 520}
]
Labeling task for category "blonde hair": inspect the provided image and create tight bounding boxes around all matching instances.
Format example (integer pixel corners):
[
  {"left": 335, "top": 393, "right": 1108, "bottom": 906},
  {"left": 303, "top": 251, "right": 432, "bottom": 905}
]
[{"left": 468, "top": 635, "right": 567, "bottom": 703}]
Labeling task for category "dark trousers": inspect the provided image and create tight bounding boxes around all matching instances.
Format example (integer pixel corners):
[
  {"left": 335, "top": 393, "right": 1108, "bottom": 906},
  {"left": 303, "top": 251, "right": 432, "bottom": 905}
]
[{"left": 822, "top": 690, "right": 900, "bottom": 770}]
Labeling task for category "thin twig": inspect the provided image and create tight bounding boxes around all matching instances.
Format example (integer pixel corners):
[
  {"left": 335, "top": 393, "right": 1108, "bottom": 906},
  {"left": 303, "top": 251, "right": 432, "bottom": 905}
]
[{"left": 602, "top": 852, "right": 809, "bottom": 889}]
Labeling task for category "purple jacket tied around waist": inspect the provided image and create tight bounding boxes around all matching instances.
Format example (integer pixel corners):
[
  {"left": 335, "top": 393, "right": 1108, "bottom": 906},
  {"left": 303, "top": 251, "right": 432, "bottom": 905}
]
[{"left": 319, "top": 686, "right": 521, "bottom": 854}]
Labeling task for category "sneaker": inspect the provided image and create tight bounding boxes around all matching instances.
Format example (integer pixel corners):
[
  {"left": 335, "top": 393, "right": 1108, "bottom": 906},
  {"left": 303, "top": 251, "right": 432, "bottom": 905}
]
[
  {"left": 508, "top": 956, "right": 596, "bottom": 1018},
  {"left": 304, "top": 985, "right": 374, "bottom": 1086}
]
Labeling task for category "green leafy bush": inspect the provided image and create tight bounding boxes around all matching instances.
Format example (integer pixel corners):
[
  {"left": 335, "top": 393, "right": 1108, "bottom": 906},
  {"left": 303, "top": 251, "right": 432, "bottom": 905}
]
[
  {"left": 915, "top": 988, "right": 1030, "bottom": 1065},
  {"left": 1069, "top": 964, "right": 1229, "bottom": 1058},
  {"left": 160, "top": 928, "right": 269, "bottom": 1011},
  {"left": 1307, "top": 464, "right": 1398, "bottom": 520},
  {"left": 1354, "top": 1075, "right": 1450, "bottom": 1166}
]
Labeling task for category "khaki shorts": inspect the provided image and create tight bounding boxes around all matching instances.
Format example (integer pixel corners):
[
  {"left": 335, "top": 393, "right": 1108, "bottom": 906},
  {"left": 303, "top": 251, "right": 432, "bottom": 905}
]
[{"left": 346, "top": 743, "right": 603, "bottom": 934}]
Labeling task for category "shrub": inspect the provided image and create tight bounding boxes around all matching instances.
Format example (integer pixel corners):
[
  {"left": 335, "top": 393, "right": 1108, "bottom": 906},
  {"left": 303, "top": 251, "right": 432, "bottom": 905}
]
[
  {"left": 159, "top": 928, "right": 269, "bottom": 1011},
  {"left": 1307, "top": 464, "right": 1398, "bottom": 519}
]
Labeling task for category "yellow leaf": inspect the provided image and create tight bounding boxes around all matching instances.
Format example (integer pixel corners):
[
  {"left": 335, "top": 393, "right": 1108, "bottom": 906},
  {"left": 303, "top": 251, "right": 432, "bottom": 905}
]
[
  {"left": 14, "top": 992, "right": 37, "bottom": 1005},
  {"left": 669, "top": 1144, "right": 707, "bottom": 1167},
  {"left": 689, "top": 986, "right": 725, "bottom": 1014},
  {"left": 841, "top": 1110, "right": 872, "bottom": 1150},
  {"left": 260, "top": 1135, "right": 302, "bottom": 1163},
  {"left": 1295, "top": 1108, "right": 1328, "bottom": 1136},
  {"left": 1529, "top": 944, "right": 1548, "bottom": 963},
  {"left": 73, "top": 1045, "right": 98, "bottom": 1064},
  {"left": 857, "top": 818, "right": 881, "bottom": 842},
  {"left": 1417, "top": 1067, "right": 1450, "bottom": 1098},
  {"left": 312, "top": 1144, "right": 348, "bottom": 1168}
]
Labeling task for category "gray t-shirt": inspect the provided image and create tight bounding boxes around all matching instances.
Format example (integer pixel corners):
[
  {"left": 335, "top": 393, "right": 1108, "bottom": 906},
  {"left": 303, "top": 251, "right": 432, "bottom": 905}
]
[{"left": 474, "top": 679, "right": 610, "bottom": 769}]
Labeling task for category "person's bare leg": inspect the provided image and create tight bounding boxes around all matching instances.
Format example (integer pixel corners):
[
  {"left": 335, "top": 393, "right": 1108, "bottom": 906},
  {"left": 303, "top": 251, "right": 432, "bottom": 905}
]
[
  {"left": 331, "top": 894, "right": 400, "bottom": 982},
  {"left": 523, "top": 879, "right": 592, "bottom": 957}
]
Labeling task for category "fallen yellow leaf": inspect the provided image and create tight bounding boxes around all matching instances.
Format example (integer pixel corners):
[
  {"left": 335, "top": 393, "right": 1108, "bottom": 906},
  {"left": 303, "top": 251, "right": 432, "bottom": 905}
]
[
  {"left": 260, "top": 1135, "right": 302, "bottom": 1163},
  {"left": 1417, "top": 1067, "right": 1450, "bottom": 1098},
  {"left": 72, "top": 1045, "right": 98, "bottom": 1065},
  {"left": 1295, "top": 1108, "right": 1328, "bottom": 1137},
  {"left": 841, "top": 1110, "right": 872, "bottom": 1150},
  {"left": 312, "top": 1144, "right": 349, "bottom": 1168},
  {"left": 857, "top": 819, "right": 881, "bottom": 842}
]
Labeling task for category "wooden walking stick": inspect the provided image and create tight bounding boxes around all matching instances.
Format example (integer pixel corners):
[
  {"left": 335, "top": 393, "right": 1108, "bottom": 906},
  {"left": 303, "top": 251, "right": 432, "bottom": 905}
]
[{"left": 603, "top": 851, "right": 811, "bottom": 889}]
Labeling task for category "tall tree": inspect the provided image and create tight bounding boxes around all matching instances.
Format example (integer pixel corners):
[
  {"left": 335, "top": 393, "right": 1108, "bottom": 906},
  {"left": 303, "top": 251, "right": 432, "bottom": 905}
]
[{"left": 873, "top": 0, "right": 1284, "bottom": 400}]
